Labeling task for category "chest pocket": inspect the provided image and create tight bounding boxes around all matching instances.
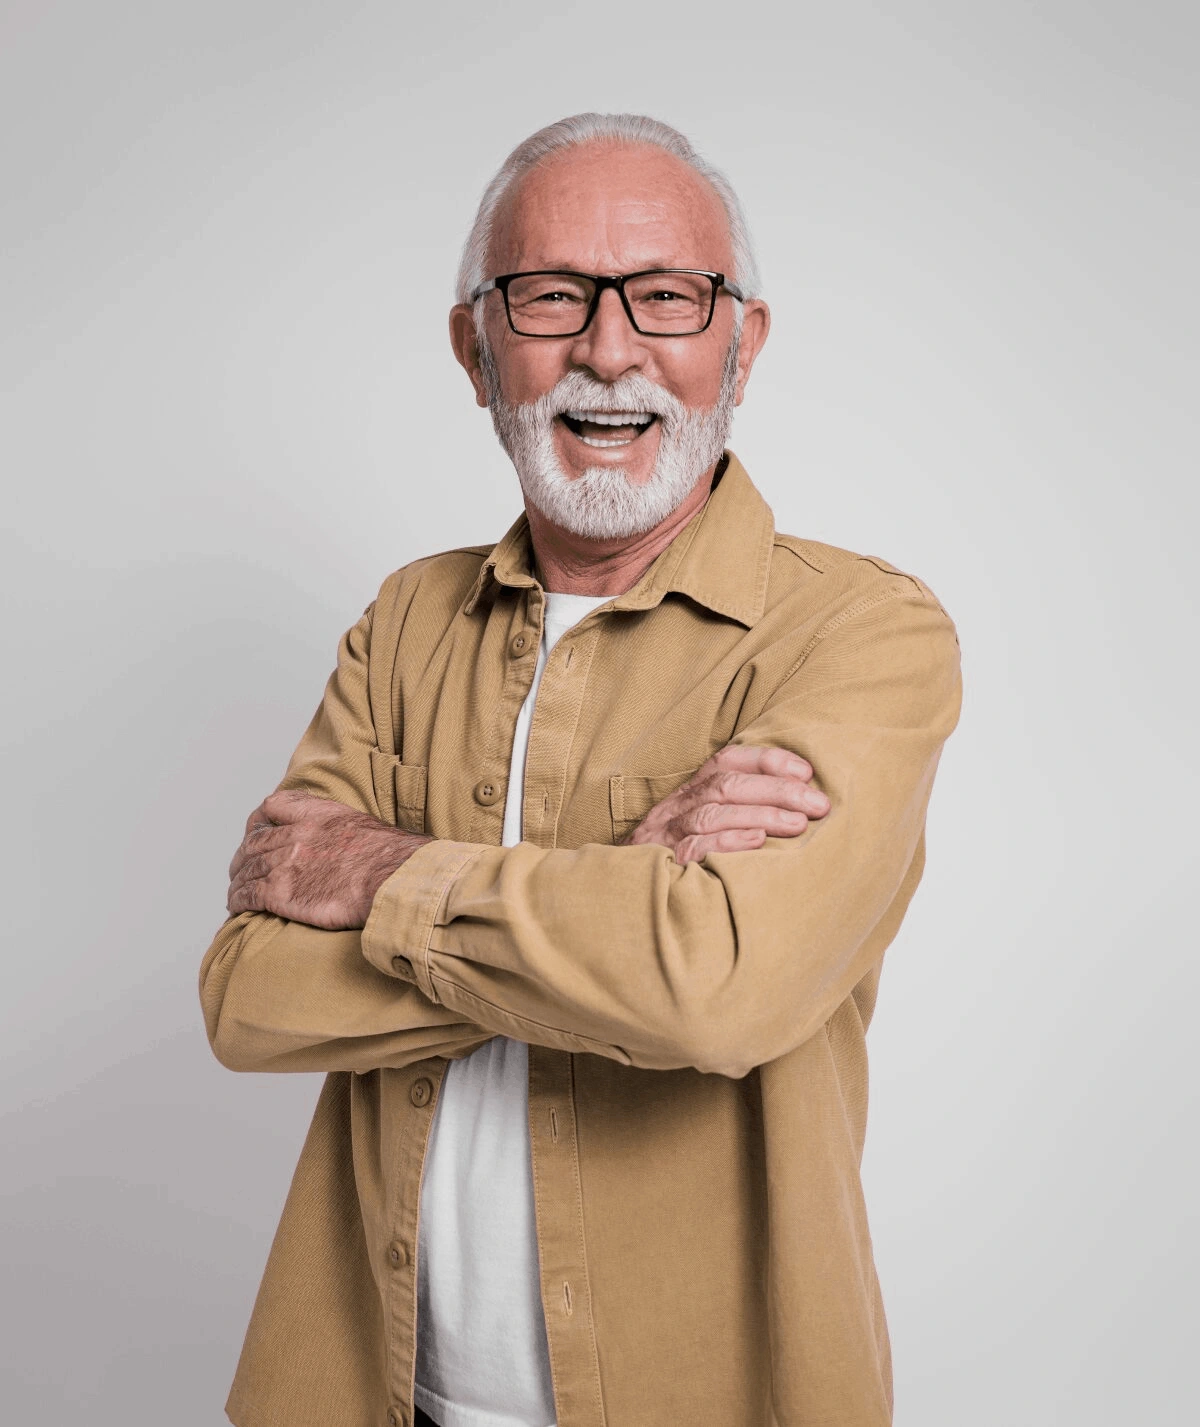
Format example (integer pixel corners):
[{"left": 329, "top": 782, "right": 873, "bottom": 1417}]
[
  {"left": 609, "top": 767, "right": 700, "bottom": 843},
  {"left": 369, "top": 749, "right": 428, "bottom": 835}
]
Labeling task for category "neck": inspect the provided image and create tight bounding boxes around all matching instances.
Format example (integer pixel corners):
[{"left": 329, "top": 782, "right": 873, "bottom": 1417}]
[{"left": 525, "top": 465, "right": 718, "bottom": 596}]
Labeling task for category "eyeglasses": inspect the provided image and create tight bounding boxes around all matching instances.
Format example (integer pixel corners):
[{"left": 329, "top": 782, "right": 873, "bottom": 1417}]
[{"left": 471, "top": 269, "right": 745, "bottom": 337}]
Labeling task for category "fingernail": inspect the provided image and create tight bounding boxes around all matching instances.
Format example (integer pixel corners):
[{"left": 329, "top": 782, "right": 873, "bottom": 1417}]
[{"left": 788, "top": 757, "right": 809, "bottom": 776}]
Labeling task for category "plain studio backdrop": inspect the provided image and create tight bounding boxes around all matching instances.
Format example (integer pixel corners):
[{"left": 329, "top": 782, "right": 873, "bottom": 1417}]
[{"left": 2, "top": 2, "right": 1196, "bottom": 1423}]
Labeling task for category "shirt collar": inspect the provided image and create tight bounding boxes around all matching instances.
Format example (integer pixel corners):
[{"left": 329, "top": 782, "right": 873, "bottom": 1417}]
[{"left": 462, "top": 450, "right": 775, "bottom": 629}]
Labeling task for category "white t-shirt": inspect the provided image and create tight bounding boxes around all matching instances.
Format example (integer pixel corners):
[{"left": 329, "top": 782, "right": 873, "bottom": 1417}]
[{"left": 414, "top": 591, "right": 610, "bottom": 1427}]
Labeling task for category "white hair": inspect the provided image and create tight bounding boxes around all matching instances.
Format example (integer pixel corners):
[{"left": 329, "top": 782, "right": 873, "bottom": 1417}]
[{"left": 455, "top": 112, "right": 762, "bottom": 304}]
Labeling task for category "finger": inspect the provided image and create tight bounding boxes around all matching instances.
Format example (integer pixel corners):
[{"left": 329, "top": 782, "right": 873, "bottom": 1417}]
[
  {"left": 244, "top": 802, "right": 274, "bottom": 836},
  {"left": 260, "top": 788, "right": 323, "bottom": 825},
  {"left": 227, "top": 873, "right": 266, "bottom": 916},
  {"left": 706, "top": 744, "right": 813, "bottom": 782},
  {"left": 228, "top": 849, "right": 278, "bottom": 890},
  {"left": 692, "top": 771, "right": 830, "bottom": 817},
  {"left": 228, "top": 825, "right": 295, "bottom": 881},
  {"left": 675, "top": 827, "right": 766, "bottom": 865},
  {"left": 679, "top": 803, "right": 810, "bottom": 838},
  {"left": 227, "top": 852, "right": 295, "bottom": 917}
]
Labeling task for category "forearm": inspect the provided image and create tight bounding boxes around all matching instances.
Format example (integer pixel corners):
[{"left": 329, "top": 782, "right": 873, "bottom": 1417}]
[
  {"left": 200, "top": 910, "right": 493, "bottom": 1073},
  {"left": 361, "top": 592, "right": 961, "bottom": 1078},
  {"left": 362, "top": 776, "right": 929, "bottom": 1079}
]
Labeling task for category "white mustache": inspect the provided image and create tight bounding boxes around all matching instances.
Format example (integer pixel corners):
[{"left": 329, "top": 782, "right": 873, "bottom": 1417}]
[{"left": 535, "top": 371, "right": 686, "bottom": 429}]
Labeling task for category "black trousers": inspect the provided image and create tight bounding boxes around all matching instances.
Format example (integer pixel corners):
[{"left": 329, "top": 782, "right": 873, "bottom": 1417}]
[{"left": 414, "top": 1408, "right": 441, "bottom": 1427}]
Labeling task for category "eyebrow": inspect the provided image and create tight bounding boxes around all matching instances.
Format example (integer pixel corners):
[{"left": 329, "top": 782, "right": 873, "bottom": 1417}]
[{"left": 498, "top": 261, "right": 714, "bottom": 274}]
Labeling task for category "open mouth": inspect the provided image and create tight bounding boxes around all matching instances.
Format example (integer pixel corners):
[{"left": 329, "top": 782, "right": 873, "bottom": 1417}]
[{"left": 559, "top": 409, "right": 659, "bottom": 448}]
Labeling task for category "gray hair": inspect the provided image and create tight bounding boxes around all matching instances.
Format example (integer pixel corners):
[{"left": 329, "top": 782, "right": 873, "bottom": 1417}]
[{"left": 455, "top": 112, "right": 762, "bottom": 305}]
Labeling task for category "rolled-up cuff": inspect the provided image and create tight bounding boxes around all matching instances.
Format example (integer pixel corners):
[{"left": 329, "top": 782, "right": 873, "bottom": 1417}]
[{"left": 361, "top": 840, "right": 488, "bottom": 1001}]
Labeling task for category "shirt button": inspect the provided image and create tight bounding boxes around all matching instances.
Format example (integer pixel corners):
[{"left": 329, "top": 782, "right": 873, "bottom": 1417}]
[
  {"left": 473, "top": 778, "right": 502, "bottom": 806},
  {"left": 387, "top": 1409, "right": 403, "bottom": 1427},
  {"left": 410, "top": 1077, "right": 434, "bottom": 1108},
  {"left": 390, "top": 955, "right": 414, "bottom": 978},
  {"left": 509, "top": 632, "right": 530, "bottom": 657},
  {"left": 388, "top": 1240, "right": 408, "bottom": 1268}
]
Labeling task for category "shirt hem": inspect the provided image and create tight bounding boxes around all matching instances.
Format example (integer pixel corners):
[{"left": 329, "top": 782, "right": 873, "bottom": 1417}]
[{"left": 415, "top": 1380, "right": 557, "bottom": 1427}]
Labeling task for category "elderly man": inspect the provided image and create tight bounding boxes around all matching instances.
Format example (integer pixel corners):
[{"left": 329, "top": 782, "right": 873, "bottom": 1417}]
[{"left": 202, "top": 113, "right": 961, "bottom": 1427}]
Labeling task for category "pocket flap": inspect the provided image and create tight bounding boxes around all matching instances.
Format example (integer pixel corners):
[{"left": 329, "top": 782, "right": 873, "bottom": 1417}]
[{"left": 369, "top": 749, "right": 427, "bottom": 832}]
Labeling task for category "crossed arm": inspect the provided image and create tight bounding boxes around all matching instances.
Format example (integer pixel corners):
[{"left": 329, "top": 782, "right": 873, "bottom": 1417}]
[
  {"left": 202, "top": 586, "right": 960, "bottom": 1078},
  {"left": 225, "top": 744, "right": 830, "bottom": 930}
]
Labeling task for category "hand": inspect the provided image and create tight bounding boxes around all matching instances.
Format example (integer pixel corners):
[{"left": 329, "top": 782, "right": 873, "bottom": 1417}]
[
  {"left": 226, "top": 789, "right": 430, "bottom": 929},
  {"left": 624, "top": 744, "right": 830, "bottom": 866}
]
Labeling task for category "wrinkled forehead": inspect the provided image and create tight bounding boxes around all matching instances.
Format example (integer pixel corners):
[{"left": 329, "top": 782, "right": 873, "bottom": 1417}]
[{"left": 488, "top": 142, "right": 735, "bottom": 279}]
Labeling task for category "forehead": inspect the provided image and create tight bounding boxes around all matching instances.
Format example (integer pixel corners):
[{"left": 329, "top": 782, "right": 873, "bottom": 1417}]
[{"left": 490, "top": 142, "right": 734, "bottom": 276}]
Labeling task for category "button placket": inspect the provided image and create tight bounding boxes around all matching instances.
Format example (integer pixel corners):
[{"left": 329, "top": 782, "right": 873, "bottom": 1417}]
[
  {"left": 522, "top": 624, "right": 602, "bottom": 849},
  {"left": 382, "top": 1068, "right": 443, "bottom": 1420},
  {"left": 527, "top": 1046, "right": 607, "bottom": 1427}
]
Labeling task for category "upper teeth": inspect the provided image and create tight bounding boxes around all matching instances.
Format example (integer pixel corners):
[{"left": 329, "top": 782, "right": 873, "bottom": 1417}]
[{"left": 566, "top": 410, "right": 654, "bottom": 426}]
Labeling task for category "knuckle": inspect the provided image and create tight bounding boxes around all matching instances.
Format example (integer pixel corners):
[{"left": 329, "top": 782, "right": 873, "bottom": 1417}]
[
  {"left": 712, "top": 770, "right": 739, "bottom": 801},
  {"left": 780, "top": 778, "right": 808, "bottom": 809}
]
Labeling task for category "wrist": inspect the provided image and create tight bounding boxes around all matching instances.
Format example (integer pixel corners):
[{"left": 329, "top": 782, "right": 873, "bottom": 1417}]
[{"left": 367, "top": 831, "right": 430, "bottom": 903}]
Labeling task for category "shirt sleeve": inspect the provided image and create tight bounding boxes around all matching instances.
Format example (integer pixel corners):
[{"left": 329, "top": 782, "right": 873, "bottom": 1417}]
[
  {"left": 199, "top": 600, "right": 495, "bottom": 1074},
  {"left": 360, "top": 585, "right": 962, "bottom": 1078}
]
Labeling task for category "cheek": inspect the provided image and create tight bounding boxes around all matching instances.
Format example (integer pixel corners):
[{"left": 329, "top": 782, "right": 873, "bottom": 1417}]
[
  {"left": 492, "top": 333, "right": 570, "bottom": 404},
  {"left": 659, "top": 346, "right": 728, "bottom": 407}
]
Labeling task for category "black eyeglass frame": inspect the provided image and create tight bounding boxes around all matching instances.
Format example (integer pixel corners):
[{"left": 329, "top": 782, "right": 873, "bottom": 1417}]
[{"left": 471, "top": 269, "right": 746, "bottom": 337}]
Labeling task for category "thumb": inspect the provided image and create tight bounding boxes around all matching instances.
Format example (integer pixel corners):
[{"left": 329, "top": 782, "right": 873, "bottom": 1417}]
[{"left": 261, "top": 788, "right": 317, "bottom": 824}]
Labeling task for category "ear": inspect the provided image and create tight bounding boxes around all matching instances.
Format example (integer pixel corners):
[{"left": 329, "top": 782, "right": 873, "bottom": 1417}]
[
  {"left": 449, "top": 303, "right": 490, "bottom": 408},
  {"left": 732, "top": 299, "right": 770, "bottom": 406}
]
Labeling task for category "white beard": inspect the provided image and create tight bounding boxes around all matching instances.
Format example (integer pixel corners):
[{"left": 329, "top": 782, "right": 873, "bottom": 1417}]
[{"left": 479, "top": 332, "right": 741, "bottom": 541}]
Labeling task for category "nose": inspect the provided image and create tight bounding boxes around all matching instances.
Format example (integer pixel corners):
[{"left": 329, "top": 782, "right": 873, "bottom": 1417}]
[{"left": 567, "top": 286, "right": 646, "bottom": 382}]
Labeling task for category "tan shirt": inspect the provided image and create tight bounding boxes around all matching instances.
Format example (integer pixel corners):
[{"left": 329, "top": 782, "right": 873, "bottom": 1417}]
[{"left": 200, "top": 453, "right": 962, "bottom": 1427}]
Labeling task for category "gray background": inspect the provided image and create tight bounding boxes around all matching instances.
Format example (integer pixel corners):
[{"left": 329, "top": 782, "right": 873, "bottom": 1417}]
[{"left": 2, "top": 1, "right": 1196, "bottom": 1423}]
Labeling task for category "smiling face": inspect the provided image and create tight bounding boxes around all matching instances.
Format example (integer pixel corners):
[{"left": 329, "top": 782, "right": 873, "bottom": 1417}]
[{"left": 451, "top": 141, "right": 770, "bottom": 542}]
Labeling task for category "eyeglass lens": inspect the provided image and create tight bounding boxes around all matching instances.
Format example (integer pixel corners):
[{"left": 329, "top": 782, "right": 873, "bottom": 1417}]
[{"left": 505, "top": 272, "right": 715, "bottom": 335}]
